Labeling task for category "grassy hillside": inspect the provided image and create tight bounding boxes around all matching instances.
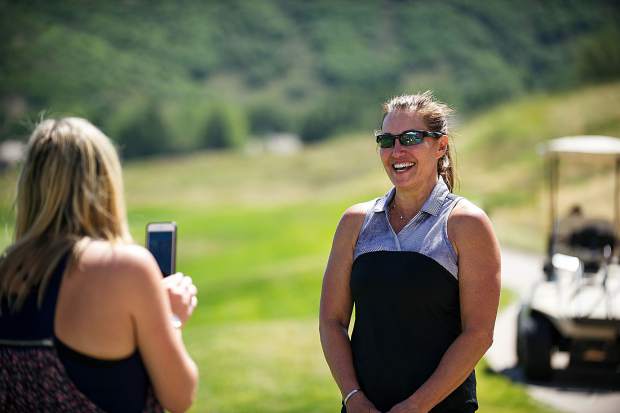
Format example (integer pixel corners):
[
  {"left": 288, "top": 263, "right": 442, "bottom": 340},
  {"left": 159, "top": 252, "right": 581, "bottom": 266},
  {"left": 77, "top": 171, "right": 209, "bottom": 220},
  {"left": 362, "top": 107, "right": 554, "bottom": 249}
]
[
  {"left": 458, "top": 81, "right": 620, "bottom": 250},
  {"left": 2, "top": 0, "right": 620, "bottom": 153},
  {"left": 6, "top": 82, "right": 619, "bottom": 411}
]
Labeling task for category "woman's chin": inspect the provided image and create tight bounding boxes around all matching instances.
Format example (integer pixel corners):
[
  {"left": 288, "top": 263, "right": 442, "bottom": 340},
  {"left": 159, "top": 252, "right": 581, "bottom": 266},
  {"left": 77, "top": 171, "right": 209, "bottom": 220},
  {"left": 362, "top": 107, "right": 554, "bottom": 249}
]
[
  {"left": 389, "top": 171, "right": 416, "bottom": 188},
  {"left": 391, "top": 180, "right": 417, "bottom": 192}
]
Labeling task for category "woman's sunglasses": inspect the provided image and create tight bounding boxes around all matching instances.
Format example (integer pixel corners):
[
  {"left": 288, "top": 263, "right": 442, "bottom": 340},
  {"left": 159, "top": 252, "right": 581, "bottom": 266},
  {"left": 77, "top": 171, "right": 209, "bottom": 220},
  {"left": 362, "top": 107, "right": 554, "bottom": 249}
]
[{"left": 374, "top": 129, "right": 445, "bottom": 148}]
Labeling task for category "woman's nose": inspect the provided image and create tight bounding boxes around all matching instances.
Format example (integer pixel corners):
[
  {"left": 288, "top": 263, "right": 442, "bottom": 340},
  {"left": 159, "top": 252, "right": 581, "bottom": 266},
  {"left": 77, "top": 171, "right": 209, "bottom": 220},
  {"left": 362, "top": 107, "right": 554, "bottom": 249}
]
[{"left": 393, "top": 139, "right": 406, "bottom": 154}]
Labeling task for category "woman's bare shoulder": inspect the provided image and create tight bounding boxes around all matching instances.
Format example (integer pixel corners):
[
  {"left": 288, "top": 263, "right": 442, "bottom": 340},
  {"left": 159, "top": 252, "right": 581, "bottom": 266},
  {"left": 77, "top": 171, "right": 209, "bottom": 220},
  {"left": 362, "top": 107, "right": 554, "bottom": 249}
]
[
  {"left": 448, "top": 198, "right": 498, "bottom": 252},
  {"left": 338, "top": 200, "right": 374, "bottom": 237},
  {"left": 449, "top": 198, "right": 489, "bottom": 226},
  {"left": 343, "top": 200, "right": 373, "bottom": 219},
  {"left": 76, "top": 240, "right": 160, "bottom": 287}
]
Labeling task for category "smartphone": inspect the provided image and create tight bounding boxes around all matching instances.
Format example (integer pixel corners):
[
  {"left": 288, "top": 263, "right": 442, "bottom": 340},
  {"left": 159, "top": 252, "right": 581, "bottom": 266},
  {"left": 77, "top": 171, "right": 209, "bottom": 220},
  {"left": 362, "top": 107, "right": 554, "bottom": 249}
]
[{"left": 146, "top": 222, "right": 177, "bottom": 277}]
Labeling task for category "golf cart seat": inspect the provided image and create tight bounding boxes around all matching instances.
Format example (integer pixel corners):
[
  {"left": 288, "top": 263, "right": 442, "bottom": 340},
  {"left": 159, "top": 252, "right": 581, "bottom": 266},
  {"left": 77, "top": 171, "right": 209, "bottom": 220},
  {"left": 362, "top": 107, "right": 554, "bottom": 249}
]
[
  {"left": 566, "top": 219, "right": 616, "bottom": 273},
  {"left": 568, "top": 220, "right": 616, "bottom": 250}
]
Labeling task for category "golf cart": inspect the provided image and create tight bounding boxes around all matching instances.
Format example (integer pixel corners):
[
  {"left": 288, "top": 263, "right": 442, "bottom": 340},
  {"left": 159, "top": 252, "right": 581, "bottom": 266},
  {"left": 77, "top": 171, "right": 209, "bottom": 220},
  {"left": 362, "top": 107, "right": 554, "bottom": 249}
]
[{"left": 516, "top": 136, "right": 620, "bottom": 381}]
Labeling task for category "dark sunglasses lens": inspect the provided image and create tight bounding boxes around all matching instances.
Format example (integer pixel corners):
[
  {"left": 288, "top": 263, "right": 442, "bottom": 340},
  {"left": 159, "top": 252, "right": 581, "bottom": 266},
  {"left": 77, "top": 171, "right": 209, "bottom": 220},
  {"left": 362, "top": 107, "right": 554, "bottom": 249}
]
[
  {"left": 377, "top": 135, "right": 395, "bottom": 148},
  {"left": 401, "top": 131, "right": 422, "bottom": 146}
]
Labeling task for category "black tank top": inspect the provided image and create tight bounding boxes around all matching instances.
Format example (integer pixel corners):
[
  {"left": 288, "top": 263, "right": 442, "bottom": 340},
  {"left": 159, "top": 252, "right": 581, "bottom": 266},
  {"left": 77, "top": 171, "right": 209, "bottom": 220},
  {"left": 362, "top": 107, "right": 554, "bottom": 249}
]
[
  {"left": 0, "top": 254, "right": 151, "bottom": 413},
  {"left": 350, "top": 252, "right": 477, "bottom": 412}
]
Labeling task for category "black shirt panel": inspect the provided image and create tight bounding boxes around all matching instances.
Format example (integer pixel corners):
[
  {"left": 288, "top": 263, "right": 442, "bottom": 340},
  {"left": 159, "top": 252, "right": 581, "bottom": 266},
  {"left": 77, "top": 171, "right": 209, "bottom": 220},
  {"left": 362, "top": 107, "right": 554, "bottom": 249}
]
[
  {"left": 0, "top": 254, "right": 69, "bottom": 340},
  {"left": 350, "top": 251, "right": 477, "bottom": 412}
]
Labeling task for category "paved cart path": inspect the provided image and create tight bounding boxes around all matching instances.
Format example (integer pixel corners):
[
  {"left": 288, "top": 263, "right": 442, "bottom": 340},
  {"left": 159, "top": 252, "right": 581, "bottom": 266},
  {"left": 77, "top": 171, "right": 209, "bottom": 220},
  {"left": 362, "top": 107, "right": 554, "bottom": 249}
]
[{"left": 485, "top": 248, "right": 620, "bottom": 413}]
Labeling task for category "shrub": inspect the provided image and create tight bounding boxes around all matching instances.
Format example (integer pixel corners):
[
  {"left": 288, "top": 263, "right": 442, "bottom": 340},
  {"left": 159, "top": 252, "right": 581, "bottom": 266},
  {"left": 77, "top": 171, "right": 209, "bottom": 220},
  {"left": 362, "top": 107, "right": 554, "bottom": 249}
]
[
  {"left": 299, "top": 95, "right": 363, "bottom": 143},
  {"left": 577, "top": 25, "right": 620, "bottom": 84},
  {"left": 247, "top": 103, "right": 291, "bottom": 135},
  {"left": 116, "top": 103, "right": 170, "bottom": 159},
  {"left": 201, "top": 104, "right": 248, "bottom": 149}
]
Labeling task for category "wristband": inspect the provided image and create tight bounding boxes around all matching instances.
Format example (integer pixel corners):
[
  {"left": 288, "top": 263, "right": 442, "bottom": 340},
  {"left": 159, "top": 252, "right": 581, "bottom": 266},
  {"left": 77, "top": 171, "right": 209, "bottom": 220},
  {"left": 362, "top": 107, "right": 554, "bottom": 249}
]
[
  {"left": 171, "top": 314, "right": 182, "bottom": 329},
  {"left": 343, "top": 388, "right": 360, "bottom": 406}
]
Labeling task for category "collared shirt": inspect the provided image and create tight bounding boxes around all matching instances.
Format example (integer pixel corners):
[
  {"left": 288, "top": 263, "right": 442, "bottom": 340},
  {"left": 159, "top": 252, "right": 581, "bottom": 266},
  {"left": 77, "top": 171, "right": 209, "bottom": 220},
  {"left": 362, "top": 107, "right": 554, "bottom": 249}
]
[{"left": 353, "top": 177, "right": 462, "bottom": 279}]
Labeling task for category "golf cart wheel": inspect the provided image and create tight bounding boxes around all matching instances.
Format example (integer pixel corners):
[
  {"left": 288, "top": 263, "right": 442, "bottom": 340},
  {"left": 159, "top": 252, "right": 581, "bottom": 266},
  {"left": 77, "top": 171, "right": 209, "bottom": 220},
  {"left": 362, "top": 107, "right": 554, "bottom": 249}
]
[{"left": 517, "top": 311, "right": 553, "bottom": 381}]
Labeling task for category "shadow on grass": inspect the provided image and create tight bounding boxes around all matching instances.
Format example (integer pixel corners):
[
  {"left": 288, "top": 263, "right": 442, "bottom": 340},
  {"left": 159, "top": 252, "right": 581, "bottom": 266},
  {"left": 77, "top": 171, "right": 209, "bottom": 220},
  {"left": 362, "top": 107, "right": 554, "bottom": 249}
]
[{"left": 491, "top": 364, "right": 620, "bottom": 393}]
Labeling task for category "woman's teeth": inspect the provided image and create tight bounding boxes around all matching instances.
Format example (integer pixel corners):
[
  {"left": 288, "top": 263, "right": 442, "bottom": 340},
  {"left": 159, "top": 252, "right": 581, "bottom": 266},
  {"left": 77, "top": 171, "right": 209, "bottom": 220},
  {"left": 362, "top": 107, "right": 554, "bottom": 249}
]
[{"left": 393, "top": 162, "right": 415, "bottom": 171}]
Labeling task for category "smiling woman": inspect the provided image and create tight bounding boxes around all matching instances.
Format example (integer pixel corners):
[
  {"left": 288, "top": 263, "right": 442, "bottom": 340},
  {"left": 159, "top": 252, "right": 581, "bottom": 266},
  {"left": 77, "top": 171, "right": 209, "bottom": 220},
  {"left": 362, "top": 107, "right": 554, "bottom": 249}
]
[{"left": 319, "top": 91, "right": 501, "bottom": 413}]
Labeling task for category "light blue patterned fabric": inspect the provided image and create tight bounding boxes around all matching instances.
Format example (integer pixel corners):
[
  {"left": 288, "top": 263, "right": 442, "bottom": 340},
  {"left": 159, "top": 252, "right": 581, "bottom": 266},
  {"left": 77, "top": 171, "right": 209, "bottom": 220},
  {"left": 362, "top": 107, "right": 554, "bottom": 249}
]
[{"left": 353, "top": 177, "right": 463, "bottom": 279}]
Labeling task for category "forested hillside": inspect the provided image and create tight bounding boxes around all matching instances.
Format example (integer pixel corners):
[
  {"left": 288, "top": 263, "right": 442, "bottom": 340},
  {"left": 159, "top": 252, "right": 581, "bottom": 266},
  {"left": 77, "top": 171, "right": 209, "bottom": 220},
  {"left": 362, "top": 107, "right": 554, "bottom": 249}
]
[{"left": 1, "top": 0, "right": 619, "bottom": 156}]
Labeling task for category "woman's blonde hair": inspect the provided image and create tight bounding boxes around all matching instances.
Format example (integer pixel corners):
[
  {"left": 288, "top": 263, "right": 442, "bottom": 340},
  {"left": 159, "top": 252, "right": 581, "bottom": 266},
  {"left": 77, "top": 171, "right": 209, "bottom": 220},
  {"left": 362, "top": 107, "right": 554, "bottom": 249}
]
[
  {"left": 0, "top": 117, "right": 132, "bottom": 311},
  {"left": 383, "top": 91, "right": 457, "bottom": 191}
]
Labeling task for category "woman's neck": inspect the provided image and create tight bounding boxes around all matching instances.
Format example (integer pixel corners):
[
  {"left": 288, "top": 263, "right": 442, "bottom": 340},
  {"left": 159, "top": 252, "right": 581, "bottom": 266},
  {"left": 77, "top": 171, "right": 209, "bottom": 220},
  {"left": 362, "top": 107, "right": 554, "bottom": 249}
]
[{"left": 392, "top": 175, "right": 439, "bottom": 217}]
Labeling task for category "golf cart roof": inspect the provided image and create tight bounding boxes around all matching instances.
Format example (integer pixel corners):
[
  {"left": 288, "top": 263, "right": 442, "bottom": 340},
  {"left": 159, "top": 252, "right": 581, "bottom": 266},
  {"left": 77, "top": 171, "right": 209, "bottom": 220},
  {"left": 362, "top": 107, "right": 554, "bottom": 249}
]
[{"left": 544, "top": 136, "right": 620, "bottom": 157}]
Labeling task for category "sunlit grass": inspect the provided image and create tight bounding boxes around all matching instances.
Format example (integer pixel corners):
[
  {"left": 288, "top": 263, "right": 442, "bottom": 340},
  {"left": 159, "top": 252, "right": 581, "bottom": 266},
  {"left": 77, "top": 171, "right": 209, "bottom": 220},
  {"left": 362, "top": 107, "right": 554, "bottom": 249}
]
[
  {"left": 457, "top": 81, "right": 620, "bottom": 252},
  {"left": 0, "top": 171, "right": 558, "bottom": 412},
  {"left": 185, "top": 320, "right": 337, "bottom": 413},
  {"left": 477, "top": 360, "right": 558, "bottom": 413}
]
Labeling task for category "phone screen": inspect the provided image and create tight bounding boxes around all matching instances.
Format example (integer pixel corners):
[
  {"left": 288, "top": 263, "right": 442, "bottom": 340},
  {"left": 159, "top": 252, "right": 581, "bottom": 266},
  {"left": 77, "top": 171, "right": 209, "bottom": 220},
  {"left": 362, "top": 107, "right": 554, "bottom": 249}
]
[{"left": 147, "top": 228, "right": 176, "bottom": 276}]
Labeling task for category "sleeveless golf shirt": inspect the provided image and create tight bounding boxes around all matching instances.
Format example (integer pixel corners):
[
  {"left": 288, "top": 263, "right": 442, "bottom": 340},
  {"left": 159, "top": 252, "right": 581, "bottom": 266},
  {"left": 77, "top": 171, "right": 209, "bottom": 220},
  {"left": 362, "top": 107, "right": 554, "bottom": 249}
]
[{"left": 348, "top": 178, "right": 478, "bottom": 412}]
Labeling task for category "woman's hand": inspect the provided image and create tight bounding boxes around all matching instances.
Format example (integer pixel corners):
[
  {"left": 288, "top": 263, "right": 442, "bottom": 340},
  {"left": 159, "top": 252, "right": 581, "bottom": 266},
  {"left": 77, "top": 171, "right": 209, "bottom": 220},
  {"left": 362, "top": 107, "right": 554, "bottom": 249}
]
[
  {"left": 162, "top": 272, "right": 198, "bottom": 327},
  {"left": 346, "top": 391, "right": 382, "bottom": 413},
  {"left": 385, "top": 399, "right": 426, "bottom": 413}
]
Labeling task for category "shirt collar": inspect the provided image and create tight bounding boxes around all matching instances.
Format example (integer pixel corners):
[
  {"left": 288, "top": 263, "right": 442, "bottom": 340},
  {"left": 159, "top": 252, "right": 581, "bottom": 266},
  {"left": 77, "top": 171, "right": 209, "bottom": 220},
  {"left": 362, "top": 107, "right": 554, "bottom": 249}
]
[{"left": 374, "top": 177, "right": 450, "bottom": 216}]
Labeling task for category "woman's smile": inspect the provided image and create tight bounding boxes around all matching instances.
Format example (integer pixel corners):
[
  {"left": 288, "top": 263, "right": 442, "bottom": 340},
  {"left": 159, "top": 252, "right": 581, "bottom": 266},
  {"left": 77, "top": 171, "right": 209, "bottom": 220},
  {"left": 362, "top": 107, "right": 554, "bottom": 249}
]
[{"left": 392, "top": 161, "right": 416, "bottom": 172}]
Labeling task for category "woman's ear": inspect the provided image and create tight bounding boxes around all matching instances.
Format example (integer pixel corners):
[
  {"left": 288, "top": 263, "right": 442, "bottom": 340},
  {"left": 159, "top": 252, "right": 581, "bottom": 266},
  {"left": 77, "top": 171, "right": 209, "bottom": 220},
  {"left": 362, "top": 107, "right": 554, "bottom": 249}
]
[{"left": 436, "top": 135, "right": 449, "bottom": 158}]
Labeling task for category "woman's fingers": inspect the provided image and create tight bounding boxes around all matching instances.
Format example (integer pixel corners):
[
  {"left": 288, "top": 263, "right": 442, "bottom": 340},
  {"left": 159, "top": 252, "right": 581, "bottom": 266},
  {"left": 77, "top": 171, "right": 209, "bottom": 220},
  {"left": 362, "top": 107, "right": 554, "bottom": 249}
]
[
  {"left": 163, "top": 273, "right": 199, "bottom": 327},
  {"left": 181, "top": 275, "right": 192, "bottom": 287},
  {"left": 162, "top": 272, "right": 182, "bottom": 288},
  {"left": 189, "top": 296, "right": 198, "bottom": 315}
]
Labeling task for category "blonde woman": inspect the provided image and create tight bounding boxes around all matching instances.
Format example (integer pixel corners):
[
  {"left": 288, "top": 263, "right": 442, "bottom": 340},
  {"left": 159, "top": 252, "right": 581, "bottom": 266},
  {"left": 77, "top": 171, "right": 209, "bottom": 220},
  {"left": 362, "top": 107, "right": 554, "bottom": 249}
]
[
  {"left": 0, "top": 118, "right": 198, "bottom": 413},
  {"left": 320, "top": 93, "right": 500, "bottom": 413}
]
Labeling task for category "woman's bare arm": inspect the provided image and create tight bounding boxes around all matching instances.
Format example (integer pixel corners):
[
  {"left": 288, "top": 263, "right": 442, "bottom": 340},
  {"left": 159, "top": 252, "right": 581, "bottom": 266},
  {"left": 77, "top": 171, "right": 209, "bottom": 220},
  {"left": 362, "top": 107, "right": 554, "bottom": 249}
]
[
  {"left": 319, "top": 203, "right": 380, "bottom": 412},
  {"left": 122, "top": 246, "right": 199, "bottom": 413}
]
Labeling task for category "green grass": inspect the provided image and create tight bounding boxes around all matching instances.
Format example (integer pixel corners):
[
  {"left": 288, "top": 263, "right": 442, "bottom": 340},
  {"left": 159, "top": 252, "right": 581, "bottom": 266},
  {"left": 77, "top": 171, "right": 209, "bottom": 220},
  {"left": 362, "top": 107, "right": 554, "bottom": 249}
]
[
  {"left": 0, "top": 166, "right": 559, "bottom": 413},
  {"left": 6, "top": 81, "right": 620, "bottom": 412},
  {"left": 185, "top": 320, "right": 336, "bottom": 412},
  {"left": 476, "top": 359, "right": 557, "bottom": 413},
  {"left": 499, "top": 288, "right": 517, "bottom": 312}
]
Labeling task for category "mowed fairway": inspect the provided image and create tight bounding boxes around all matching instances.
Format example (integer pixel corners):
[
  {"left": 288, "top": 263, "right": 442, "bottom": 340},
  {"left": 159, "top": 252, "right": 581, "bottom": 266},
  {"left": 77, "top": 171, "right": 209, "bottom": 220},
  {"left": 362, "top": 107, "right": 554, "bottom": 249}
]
[{"left": 0, "top": 130, "right": 558, "bottom": 412}]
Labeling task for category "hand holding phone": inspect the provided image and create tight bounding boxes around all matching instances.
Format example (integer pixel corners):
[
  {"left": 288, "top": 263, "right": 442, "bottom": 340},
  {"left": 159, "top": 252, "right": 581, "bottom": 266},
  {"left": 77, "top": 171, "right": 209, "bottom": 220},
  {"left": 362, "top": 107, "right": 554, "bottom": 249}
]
[
  {"left": 162, "top": 273, "right": 198, "bottom": 327},
  {"left": 146, "top": 222, "right": 177, "bottom": 277}
]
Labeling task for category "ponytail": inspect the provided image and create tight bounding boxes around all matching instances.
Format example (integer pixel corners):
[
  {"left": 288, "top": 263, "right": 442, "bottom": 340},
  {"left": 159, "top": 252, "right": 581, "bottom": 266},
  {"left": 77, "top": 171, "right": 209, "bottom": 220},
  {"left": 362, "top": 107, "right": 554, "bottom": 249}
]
[{"left": 437, "top": 144, "right": 456, "bottom": 192}]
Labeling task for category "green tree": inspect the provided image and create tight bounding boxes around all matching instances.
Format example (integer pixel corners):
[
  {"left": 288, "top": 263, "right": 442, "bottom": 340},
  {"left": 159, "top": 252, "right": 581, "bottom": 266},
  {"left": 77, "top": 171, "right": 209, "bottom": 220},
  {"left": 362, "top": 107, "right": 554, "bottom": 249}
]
[
  {"left": 201, "top": 104, "right": 248, "bottom": 149},
  {"left": 577, "top": 25, "right": 620, "bottom": 83},
  {"left": 248, "top": 103, "right": 291, "bottom": 135},
  {"left": 117, "top": 103, "right": 170, "bottom": 159}
]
